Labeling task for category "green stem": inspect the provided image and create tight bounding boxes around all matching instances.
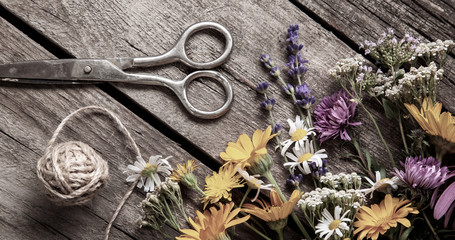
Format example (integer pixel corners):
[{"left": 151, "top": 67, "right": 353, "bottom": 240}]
[
  {"left": 239, "top": 187, "right": 252, "bottom": 208},
  {"left": 243, "top": 222, "right": 272, "bottom": 240},
  {"left": 263, "top": 171, "right": 311, "bottom": 240},
  {"left": 269, "top": 109, "right": 288, "bottom": 163},
  {"left": 358, "top": 101, "right": 396, "bottom": 167},
  {"left": 162, "top": 196, "right": 179, "bottom": 231},
  {"left": 277, "top": 75, "right": 306, "bottom": 122},
  {"left": 340, "top": 84, "right": 395, "bottom": 167},
  {"left": 276, "top": 227, "right": 285, "bottom": 240},
  {"left": 194, "top": 185, "right": 206, "bottom": 196},
  {"left": 351, "top": 137, "right": 375, "bottom": 180},
  {"left": 295, "top": 53, "right": 302, "bottom": 86},
  {"left": 306, "top": 108, "right": 319, "bottom": 151},
  {"left": 398, "top": 113, "right": 409, "bottom": 155},
  {"left": 423, "top": 211, "right": 440, "bottom": 240}
]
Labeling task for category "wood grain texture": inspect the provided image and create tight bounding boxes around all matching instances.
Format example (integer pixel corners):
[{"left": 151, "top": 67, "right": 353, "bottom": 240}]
[
  {"left": 0, "top": 17, "right": 265, "bottom": 240},
  {"left": 294, "top": 0, "right": 455, "bottom": 112},
  {"left": 0, "top": 0, "right": 413, "bottom": 195}
]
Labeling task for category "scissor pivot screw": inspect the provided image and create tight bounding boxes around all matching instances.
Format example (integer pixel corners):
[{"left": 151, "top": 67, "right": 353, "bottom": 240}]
[{"left": 83, "top": 66, "right": 92, "bottom": 74}]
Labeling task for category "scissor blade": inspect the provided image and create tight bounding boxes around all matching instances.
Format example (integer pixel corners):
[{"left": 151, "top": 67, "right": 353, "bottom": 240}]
[
  {"left": 0, "top": 59, "right": 77, "bottom": 81},
  {"left": 0, "top": 59, "right": 132, "bottom": 84}
]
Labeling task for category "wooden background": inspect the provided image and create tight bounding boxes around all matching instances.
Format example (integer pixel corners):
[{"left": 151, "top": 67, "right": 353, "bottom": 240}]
[{"left": 0, "top": 0, "right": 453, "bottom": 239}]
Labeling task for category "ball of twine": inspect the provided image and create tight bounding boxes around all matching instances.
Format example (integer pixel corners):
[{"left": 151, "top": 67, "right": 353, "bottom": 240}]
[
  {"left": 37, "top": 141, "right": 109, "bottom": 205},
  {"left": 36, "top": 106, "right": 141, "bottom": 207}
]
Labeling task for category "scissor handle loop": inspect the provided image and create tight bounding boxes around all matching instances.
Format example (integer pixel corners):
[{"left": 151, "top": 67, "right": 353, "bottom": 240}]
[
  {"left": 177, "top": 70, "right": 233, "bottom": 119},
  {"left": 172, "top": 22, "right": 233, "bottom": 69}
]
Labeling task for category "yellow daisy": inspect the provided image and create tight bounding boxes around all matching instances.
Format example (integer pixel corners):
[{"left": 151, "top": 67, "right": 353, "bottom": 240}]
[
  {"left": 177, "top": 202, "right": 250, "bottom": 240},
  {"left": 170, "top": 159, "right": 199, "bottom": 188},
  {"left": 202, "top": 164, "right": 244, "bottom": 209},
  {"left": 405, "top": 98, "right": 455, "bottom": 143},
  {"left": 242, "top": 189, "right": 303, "bottom": 222},
  {"left": 353, "top": 194, "right": 419, "bottom": 240},
  {"left": 219, "top": 126, "right": 277, "bottom": 168}
]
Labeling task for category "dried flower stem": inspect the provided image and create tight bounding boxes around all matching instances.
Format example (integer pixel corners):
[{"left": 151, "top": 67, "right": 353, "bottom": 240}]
[
  {"left": 398, "top": 113, "right": 409, "bottom": 155},
  {"left": 243, "top": 222, "right": 272, "bottom": 240},
  {"left": 351, "top": 137, "right": 376, "bottom": 180},
  {"left": 358, "top": 101, "right": 396, "bottom": 167},
  {"left": 342, "top": 86, "right": 396, "bottom": 167},
  {"left": 239, "top": 187, "right": 251, "bottom": 208},
  {"left": 194, "top": 185, "right": 206, "bottom": 196},
  {"left": 423, "top": 211, "right": 440, "bottom": 240}
]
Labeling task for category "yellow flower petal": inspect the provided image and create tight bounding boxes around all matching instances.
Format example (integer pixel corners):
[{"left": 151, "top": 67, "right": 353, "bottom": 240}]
[{"left": 354, "top": 195, "right": 418, "bottom": 240}]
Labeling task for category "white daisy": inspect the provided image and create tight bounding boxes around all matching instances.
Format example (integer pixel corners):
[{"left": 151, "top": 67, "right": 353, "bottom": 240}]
[
  {"left": 236, "top": 167, "right": 274, "bottom": 202},
  {"left": 125, "top": 155, "right": 173, "bottom": 192},
  {"left": 283, "top": 140, "right": 327, "bottom": 174},
  {"left": 315, "top": 206, "right": 351, "bottom": 240},
  {"left": 362, "top": 171, "right": 399, "bottom": 198},
  {"left": 280, "top": 115, "right": 316, "bottom": 156}
]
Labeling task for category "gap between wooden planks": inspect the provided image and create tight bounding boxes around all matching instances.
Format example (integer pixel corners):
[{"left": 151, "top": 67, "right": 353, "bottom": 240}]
[{"left": 0, "top": 17, "right": 269, "bottom": 240}]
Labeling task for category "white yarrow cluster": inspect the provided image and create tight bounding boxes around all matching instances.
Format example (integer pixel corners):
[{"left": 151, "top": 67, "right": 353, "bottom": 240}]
[
  {"left": 298, "top": 187, "right": 366, "bottom": 228},
  {"left": 319, "top": 172, "right": 362, "bottom": 190},
  {"left": 328, "top": 54, "right": 364, "bottom": 79},
  {"left": 415, "top": 40, "right": 454, "bottom": 59},
  {"left": 372, "top": 62, "right": 443, "bottom": 103}
]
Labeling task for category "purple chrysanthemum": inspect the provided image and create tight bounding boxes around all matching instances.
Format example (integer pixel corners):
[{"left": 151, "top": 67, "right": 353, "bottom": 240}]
[
  {"left": 393, "top": 156, "right": 449, "bottom": 190},
  {"left": 313, "top": 90, "right": 361, "bottom": 143}
]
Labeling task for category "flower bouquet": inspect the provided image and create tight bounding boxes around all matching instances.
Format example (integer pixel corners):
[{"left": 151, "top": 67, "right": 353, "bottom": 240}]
[{"left": 126, "top": 24, "right": 454, "bottom": 240}]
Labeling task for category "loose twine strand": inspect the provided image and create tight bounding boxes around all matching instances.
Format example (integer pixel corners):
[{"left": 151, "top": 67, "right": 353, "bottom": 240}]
[{"left": 36, "top": 106, "right": 142, "bottom": 240}]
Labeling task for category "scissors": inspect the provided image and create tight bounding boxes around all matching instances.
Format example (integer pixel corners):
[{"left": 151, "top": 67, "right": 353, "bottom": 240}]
[{"left": 0, "top": 22, "right": 234, "bottom": 119}]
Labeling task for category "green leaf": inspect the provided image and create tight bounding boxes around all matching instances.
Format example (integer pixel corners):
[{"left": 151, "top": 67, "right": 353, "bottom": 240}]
[
  {"left": 364, "top": 147, "right": 372, "bottom": 171},
  {"left": 352, "top": 159, "right": 368, "bottom": 172},
  {"left": 380, "top": 166, "right": 387, "bottom": 179},
  {"left": 400, "top": 226, "right": 414, "bottom": 240},
  {"left": 343, "top": 153, "right": 359, "bottom": 159},
  {"left": 382, "top": 98, "right": 399, "bottom": 119}
]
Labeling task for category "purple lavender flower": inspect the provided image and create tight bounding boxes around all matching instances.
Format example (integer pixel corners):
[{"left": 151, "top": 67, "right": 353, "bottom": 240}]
[
  {"left": 286, "top": 24, "right": 304, "bottom": 54},
  {"left": 393, "top": 156, "right": 449, "bottom": 190},
  {"left": 272, "top": 122, "right": 283, "bottom": 134},
  {"left": 294, "top": 84, "right": 315, "bottom": 109},
  {"left": 314, "top": 90, "right": 361, "bottom": 143},
  {"left": 260, "top": 98, "right": 276, "bottom": 111},
  {"left": 256, "top": 81, "right": 270, "bottom": 94},
  {"left": 270, "top": 66, "right": 281, "bottom": 77},
  {"left": 286, "top": 173, "right": 303, "bottom": 187},
  {"left": 311, "top": 159, "right": 328, "bottom": 178},
  {"left": 282, "top": 83, "right": 294, "bottom": 95},
  {"left": 260, "top": 54, "right": 274, "bottom": 69},
  {"left": 286, "top": 43, "right": 304, "bottom": 54}
]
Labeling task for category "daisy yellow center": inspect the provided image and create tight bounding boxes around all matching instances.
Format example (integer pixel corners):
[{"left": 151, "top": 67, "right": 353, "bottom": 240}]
[
  {"left": 291, "top": 129, "right": 308, "bottom": 141},
  {"left": 379, "top": 178, "right": 390, "bottom": 183},
  {"left": 329, "top": 219, "right": 341, "bottom": 230},
  {"left": 298, "top": 153, "right": 313, "bottom": 162},
  {"left": 141, "top": 163, "right": 158, "bottom": 177}
]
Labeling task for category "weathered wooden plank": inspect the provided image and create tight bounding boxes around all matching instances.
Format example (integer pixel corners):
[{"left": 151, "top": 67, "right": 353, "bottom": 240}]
[
  {"left": 0, "top": 0, "right": 414, "bottom": 205},
  {"left": 0, "top": 17, "right": 259, "bottom": 240},
  {"left": 294, "top": 0, "right": 455, "bottom": 112}
]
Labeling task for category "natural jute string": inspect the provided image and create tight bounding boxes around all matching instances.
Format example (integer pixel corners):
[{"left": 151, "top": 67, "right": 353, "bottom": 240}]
[{"left": 36, "top": 106, "right": 142, "bottom": 240}]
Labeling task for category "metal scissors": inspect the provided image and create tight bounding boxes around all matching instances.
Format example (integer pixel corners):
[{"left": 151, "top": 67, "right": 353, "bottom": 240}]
[{"left": 0, "top": 22, "right": 234, "bottom": 119}]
